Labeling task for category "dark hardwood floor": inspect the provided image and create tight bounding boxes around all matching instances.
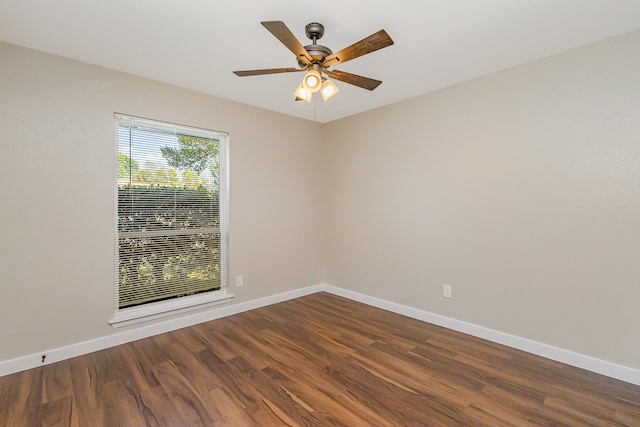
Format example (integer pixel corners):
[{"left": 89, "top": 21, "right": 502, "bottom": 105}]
[{"left": 1, "top": 292, "right": 639, "bottom": 426}]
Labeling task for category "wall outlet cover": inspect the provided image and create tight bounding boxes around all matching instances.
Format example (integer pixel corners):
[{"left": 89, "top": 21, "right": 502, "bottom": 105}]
[{"left": 443, "top": 284, "right": 452, "bottom": 298}]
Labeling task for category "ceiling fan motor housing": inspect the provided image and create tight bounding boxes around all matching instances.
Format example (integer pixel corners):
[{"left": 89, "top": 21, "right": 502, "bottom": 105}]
[{"left": 303, "top": 44, "right": 332, "bottom": 64}]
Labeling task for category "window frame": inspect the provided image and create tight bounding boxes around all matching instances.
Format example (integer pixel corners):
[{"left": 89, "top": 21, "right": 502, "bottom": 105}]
[{"left": 109, "top": 113, "right": 232, "bottom": 328}]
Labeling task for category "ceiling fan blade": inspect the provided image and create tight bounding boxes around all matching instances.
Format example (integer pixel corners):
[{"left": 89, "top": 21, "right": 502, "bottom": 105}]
[
  {"left": 324, "top": 69, "right": 382, "bottom": 91},
  {"left": 323, "top": 30, "right": 394, "bottom": 67},
  {"left": 233, "top": 67, "right": 306, "bottom": 77},
  {"left": 261, "top": 21, "right": 313, "bottom": 65}
]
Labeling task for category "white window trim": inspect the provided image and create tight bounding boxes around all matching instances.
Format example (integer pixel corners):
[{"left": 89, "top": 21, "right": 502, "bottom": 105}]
[
  {"left": 111, "top": 113, "right": 232, "bottom": 327},
  {"left": 109, "top": 291, "right": 233, "bottom": 328}
]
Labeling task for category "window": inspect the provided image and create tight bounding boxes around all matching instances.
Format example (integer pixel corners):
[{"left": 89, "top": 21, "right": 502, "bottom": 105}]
[{"left": 110, "top": 114, "right": 231, "bottom": 327}]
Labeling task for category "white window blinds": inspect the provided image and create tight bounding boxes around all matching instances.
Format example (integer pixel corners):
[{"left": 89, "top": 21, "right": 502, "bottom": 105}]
[{"left": 114, "top": 114, "right": 229, "bottom": 312}]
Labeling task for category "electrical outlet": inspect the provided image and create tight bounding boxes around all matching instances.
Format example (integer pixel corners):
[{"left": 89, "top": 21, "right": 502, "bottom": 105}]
[
  {"left": 236, "top": 275, "right": 244, "bottom": 287},
  {"left": 443, "top": 284, "right": 452, "bottom": 298}
]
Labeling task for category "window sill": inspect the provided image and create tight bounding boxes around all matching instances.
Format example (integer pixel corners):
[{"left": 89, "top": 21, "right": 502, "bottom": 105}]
[{"left": 109, "top": 291, "right": 234, "bottom": 328}]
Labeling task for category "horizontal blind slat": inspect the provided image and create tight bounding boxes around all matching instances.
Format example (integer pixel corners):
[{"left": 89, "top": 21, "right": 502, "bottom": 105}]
[{"left": 119, "top": 228, "right": 220, "bottom": 238}]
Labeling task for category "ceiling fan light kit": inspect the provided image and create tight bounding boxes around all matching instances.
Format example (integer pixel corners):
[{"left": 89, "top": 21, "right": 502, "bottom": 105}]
[{"left": 233, "top": 21, "right": 394, "bottom": 103}]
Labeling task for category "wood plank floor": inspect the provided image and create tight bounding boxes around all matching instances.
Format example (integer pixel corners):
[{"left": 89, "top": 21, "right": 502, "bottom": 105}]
[{"left": 1, "top": 292, "right": 639, "bottom": 426}]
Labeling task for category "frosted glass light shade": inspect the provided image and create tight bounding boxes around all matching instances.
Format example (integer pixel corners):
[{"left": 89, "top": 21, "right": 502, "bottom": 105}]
[
  {"left": 320, "top": 79, "right": 339, "bottom": 100},
  {"left": 302, "top": 69, "right": 322, "bottom": 93},
  {"left": 294, "top": 83, "right": 312, "bottom": 102}
]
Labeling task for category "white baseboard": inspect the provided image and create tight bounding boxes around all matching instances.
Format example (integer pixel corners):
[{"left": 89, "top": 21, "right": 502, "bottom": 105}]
[
  {"left": 2, "top": 282, "right": 639, "bottom": 387},
  {"left": 322, "top": 284, "right": 640, "bottom": 387},
  {"left": 0, "top": 284, "right": 323, "bottom": 377}
]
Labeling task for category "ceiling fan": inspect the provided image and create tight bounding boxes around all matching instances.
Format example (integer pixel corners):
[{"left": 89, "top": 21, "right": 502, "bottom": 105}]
[{"left": 233, "top": 21, "right": 394, "bottom": 102}]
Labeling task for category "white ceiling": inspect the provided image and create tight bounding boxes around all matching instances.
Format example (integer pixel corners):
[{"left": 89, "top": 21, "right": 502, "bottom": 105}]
[{"left": 2, "top": 0, "right": 640, "bottom": 123}]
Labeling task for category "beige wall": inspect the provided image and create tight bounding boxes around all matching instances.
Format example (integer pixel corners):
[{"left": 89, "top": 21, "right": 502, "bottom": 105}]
[
  {"left": 324, "top": 29, "right": 640, "bottom": 369},
  {"left": 0, "top": 42, "right": 325, "bottom": 361},
  {"left": 2, "top": 29, "right": 639, "bottom": 371}
]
